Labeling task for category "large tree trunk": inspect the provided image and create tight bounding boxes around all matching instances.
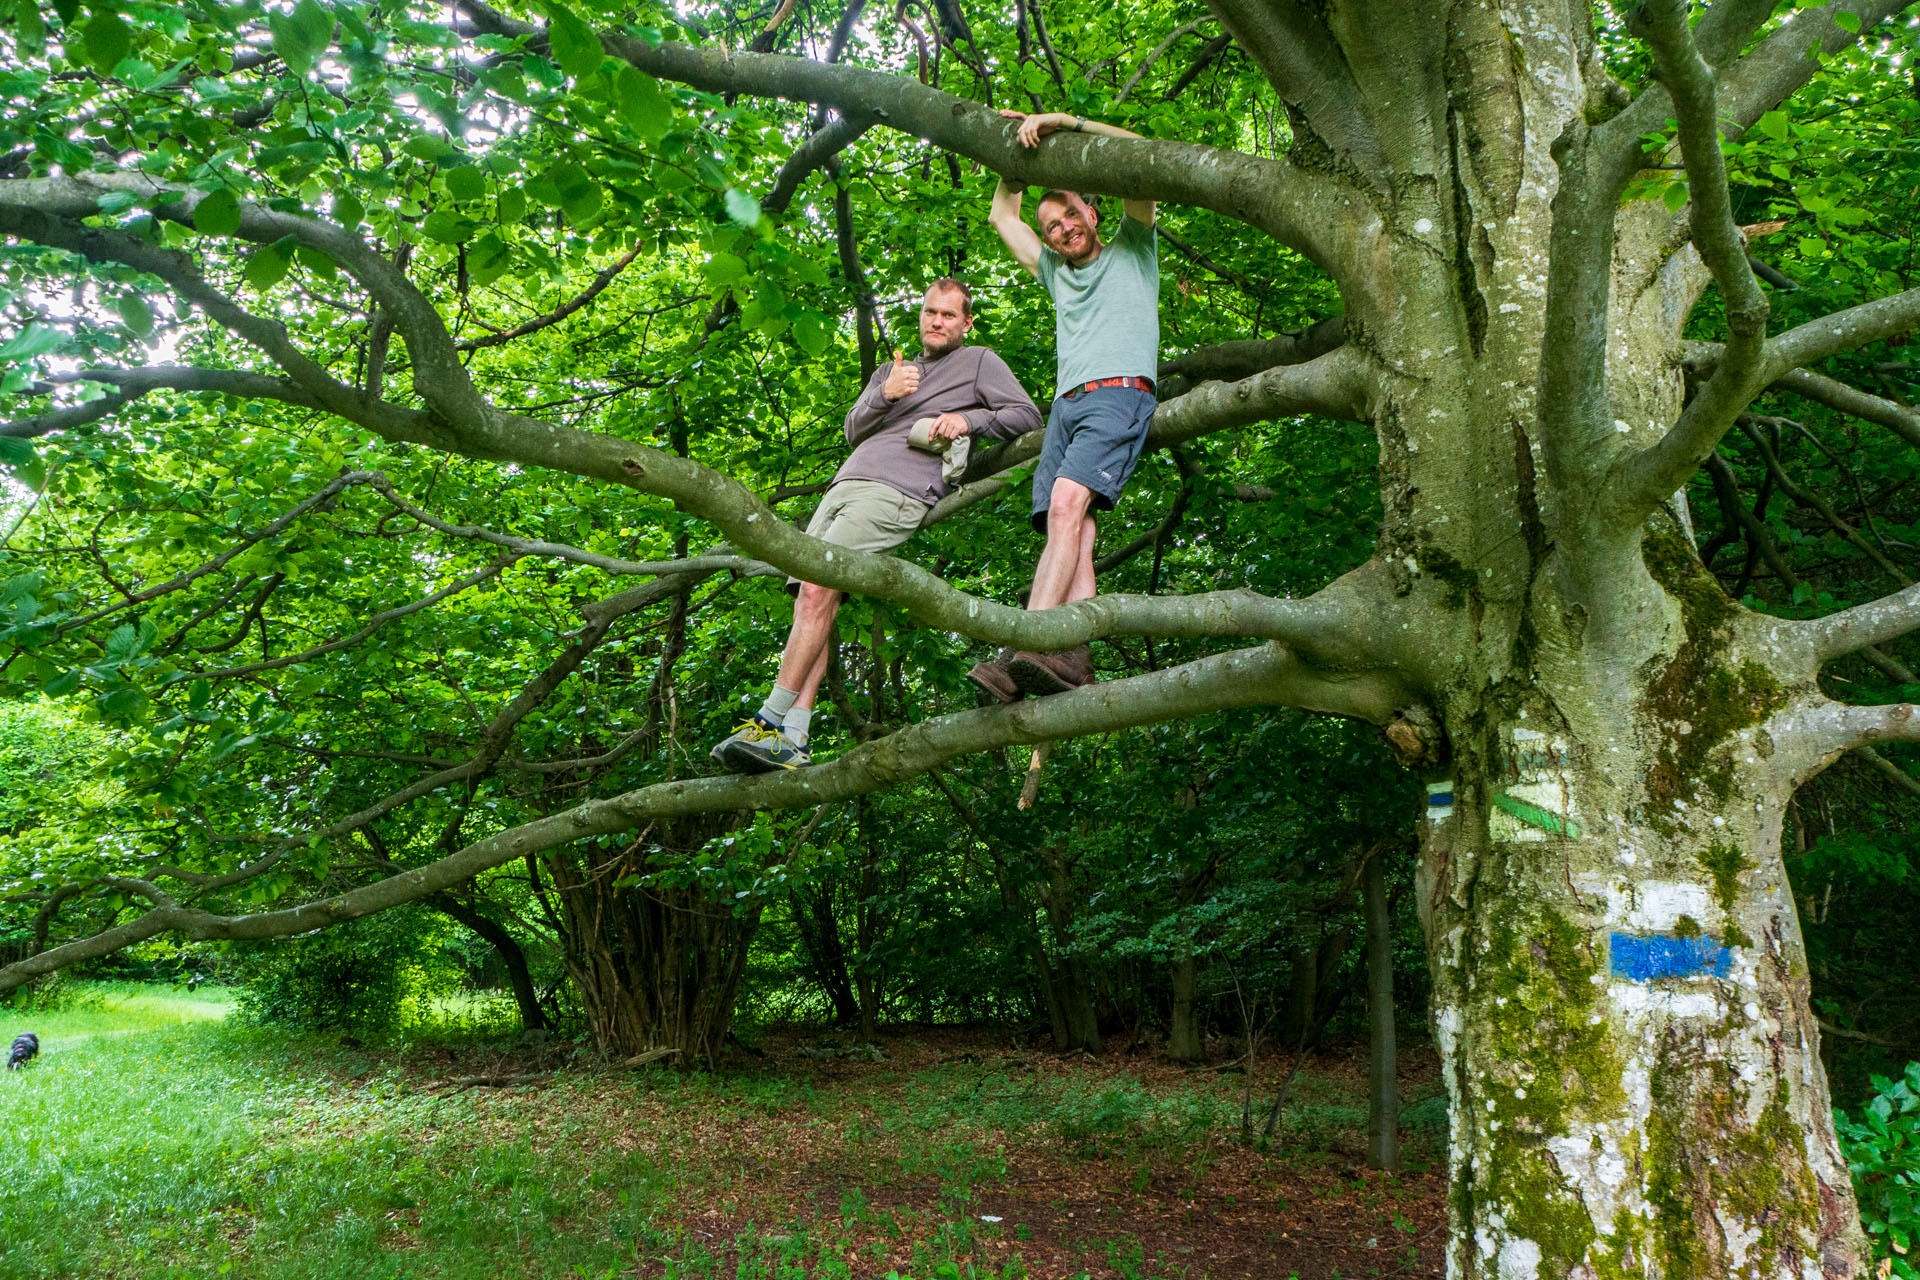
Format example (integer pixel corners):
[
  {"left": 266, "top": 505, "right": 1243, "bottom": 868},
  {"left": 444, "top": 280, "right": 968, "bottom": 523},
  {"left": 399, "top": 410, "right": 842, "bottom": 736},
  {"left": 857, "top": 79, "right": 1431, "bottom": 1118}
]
[
  {"left": 1308, "top": 11, "right": 1878, "bottom": 1271},
  {"left": 1415, "top": 692, "right": 1858, "bottom": 1277}
]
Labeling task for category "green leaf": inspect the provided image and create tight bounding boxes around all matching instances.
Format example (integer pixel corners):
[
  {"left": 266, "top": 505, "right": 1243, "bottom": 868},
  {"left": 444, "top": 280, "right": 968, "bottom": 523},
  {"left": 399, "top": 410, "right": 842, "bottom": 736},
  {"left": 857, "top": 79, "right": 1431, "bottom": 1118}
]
[
  {"left": 1832, "top": 10, "right": 1859, "bottom": 32},
  {"left": 703, "top": 252, "right": 747, "bottom": 286},
  {"left": 244, "top": 242, "right": 291, "bottom": 292},
  {"left": 43, "top": 668, "right": 81, "bottom": 696},
  {"left": 444, "top": 165, "right": 487, "bottom": 203},
  {"left": 50, "top": 0, "right": 78, "bottom": 23},
  {"left": 497, "top": 186, "right": 528, "bottom": 223},
  {"left": 294, "top": 244, "right": 338, "bottom": 281},
  {"left": 0, "top": 323, "right": 64, "bottom": 362},
  {"left": 194, "top": 188, "right": 242, "bottom": 237},
  {"left": 614, "top": 65, "right": 671, "bottom": 143},
  {"left": 81, "top": 9, "right": 131, "bottom": 73},
  {"left": 1661, "top": 181, "right": 1689, "bottom": 213},
  {"left": 401, "top": 134, "right": 455, "bottom": 162},
  {"left": 468, "top": 233, "right": 512, "bottom": 286},
  {"left": 548, "top": 163, "right": 602, "bottom": 223},
  {"left": 332, "top": 189, "right": 364, "bottom": 229},
  {"left": 793, "top": 309, "right": 832, "bottom": 358},
  {"left": 97, "top": 686, "right": 146, "bottom": 719},
  {"left": 292, "top": 0, "right": 332, "bottom": 50},
  {"left": 545, "top": 5, "right": 603, "bottom": 79},
  {"left": 1755, "top": 110, "right": 1789, "bottom": 143},
  {"left": 115, "top": 293, "right": 154, "bottom": 336},
  {"left": 268, "top": 12, "right": 314, "bottom": 76},
  {"left": 421, "top": 208, "right": 475, "bottom": 243},
  {"left": 723, "top": 188, "right": 761, "bottom": 227},
  {"left": 0, "top": 436, "right": 44, "bottom": 489}
]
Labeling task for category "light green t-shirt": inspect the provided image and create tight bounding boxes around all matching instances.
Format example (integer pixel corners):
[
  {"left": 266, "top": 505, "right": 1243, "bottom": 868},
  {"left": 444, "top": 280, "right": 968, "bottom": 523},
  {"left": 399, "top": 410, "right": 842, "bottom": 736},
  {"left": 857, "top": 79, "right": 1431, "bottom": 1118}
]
[{"left": 1037, "top": 212, "right": 1160, "bottom": 397}]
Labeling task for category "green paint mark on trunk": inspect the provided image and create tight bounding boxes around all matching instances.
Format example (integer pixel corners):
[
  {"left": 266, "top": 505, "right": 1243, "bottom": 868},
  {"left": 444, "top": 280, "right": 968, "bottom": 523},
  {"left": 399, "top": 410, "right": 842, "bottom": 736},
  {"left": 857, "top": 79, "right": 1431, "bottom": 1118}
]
[{"left": 1491, "top": 791, "right": 1583, "bottom": 838}]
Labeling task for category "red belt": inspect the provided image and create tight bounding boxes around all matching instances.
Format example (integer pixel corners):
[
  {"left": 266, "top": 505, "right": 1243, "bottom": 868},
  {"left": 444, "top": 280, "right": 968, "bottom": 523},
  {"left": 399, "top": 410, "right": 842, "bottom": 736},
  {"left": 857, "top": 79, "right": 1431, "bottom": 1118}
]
[{"left": 1064, "top": 375, "right": 1154, "bottom": 398}]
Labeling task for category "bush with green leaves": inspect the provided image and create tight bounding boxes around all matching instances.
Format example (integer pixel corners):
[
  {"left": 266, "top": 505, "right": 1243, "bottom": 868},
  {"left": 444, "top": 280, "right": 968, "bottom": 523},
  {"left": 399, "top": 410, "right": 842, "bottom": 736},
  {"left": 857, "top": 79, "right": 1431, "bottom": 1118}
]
[
  {"left": 1837, "top": 1062, "right": 1920, "bottom": 1278},
  {"left": 231, "top": 906, "right": 457, "bottom": 1037}
]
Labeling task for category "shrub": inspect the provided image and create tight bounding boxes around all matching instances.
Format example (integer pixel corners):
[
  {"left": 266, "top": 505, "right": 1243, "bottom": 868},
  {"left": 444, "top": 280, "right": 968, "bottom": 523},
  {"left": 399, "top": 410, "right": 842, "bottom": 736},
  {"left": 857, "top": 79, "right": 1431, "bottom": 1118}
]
[
  {"left": 232, "top": 907, "right": 455, "bottom": 1036},
  {"left": 1837, "top": 1061, "right": 1920, "bottom": 1280}
]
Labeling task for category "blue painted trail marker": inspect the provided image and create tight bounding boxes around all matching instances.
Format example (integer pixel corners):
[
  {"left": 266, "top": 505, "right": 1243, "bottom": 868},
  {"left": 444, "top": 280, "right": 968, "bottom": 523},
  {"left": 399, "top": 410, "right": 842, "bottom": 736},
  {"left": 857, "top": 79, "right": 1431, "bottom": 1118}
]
[{"left": 1609, "top": 932, "right": 1732, "bottom": 981}]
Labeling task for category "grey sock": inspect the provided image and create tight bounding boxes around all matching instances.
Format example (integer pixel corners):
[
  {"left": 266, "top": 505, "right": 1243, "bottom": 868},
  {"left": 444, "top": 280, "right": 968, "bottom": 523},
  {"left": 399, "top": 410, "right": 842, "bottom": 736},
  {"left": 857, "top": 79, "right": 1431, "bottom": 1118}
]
[
  {"left": 783, "top": 704, "right": 813, "bottom": 748},
  {"left": 758, "top": 684, "right": 800, "bottom": 725}
]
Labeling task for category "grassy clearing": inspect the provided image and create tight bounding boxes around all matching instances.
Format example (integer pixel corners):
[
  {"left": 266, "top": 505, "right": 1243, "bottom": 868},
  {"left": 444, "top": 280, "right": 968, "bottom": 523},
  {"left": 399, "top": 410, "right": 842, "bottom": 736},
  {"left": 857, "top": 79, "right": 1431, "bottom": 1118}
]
[{"left": 0, "top": 987, "right": 1446, "bottom": 1279}]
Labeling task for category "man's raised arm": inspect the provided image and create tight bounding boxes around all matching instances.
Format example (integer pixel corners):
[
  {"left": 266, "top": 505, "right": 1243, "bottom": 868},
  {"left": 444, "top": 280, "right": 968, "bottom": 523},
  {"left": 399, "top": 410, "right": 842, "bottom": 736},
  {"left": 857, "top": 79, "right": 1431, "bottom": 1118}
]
[
  {"left": 989, "top": 179, "right": 1043, "bottom": 278},
  {"left": 1001, "top": 111, "right": 1157, "bottom": 228}
]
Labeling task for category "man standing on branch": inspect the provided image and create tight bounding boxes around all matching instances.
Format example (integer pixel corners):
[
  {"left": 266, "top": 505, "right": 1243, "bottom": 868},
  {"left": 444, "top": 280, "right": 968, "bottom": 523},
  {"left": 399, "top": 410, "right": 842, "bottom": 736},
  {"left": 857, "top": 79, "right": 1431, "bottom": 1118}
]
[
  {"left": 713, "top": 279, "right": 1042, "bottom": 773},
  {"left": 968, "top": 110, "right": 1159, "bottom": 703}
]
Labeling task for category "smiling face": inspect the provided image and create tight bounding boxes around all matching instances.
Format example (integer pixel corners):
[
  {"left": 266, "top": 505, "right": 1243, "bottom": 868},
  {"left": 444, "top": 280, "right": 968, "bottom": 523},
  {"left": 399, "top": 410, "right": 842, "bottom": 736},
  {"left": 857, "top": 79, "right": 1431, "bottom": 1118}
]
[
  {"left": 1037, "top": 192, "right": 1101, "bottom": 266},
  {"left": 918, "top": 283, "right": 974, "bottom": 356}
]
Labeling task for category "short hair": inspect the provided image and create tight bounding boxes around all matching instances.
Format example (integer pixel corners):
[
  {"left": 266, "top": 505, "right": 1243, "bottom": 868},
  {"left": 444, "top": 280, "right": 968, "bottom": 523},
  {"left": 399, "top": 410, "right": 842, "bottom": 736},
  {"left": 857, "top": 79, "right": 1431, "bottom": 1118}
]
[
  {"left": 1036, "top": 189, "right": 1088, "bottom": 214},
  {"left": 927, "top": 277, "right": 972, "bottom": 316}
]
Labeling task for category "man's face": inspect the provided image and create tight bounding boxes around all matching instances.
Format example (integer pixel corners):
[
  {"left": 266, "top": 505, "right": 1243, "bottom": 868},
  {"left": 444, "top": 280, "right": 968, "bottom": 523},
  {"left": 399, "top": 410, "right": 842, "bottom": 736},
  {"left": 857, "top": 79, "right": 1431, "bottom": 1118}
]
[
  {"left": 1038, "top": 194, "right": 1100, "bottom": 265},
  {"left": 919, "top": 286, "right": 973, "bottom": 355}
]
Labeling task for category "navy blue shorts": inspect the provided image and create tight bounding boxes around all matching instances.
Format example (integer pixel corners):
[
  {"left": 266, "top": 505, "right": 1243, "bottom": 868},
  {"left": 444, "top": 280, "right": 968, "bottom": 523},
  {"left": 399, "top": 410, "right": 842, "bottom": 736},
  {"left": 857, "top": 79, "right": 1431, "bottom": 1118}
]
[{"left": 1030, "top": 386, "right": 1156, "bottom": 533}]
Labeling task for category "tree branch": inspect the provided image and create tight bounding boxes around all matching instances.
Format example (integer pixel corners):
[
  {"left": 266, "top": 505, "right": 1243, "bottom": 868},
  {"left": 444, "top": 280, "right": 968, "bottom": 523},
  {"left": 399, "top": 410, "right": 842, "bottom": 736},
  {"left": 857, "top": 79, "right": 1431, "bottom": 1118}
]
[
  {"left": 1201, "top": 0, "right": 1384, "bottom": 189},
  {"left": 455, "top": 245, "right": 643, "bottom": 351},
  {"left": 1685, "top": 341, "right": 1920, "bottom": 452},
  {"left": 1803, "top": 581, "right": 1920, "bottom": 664},
  {"left": 0, "top": 639, "right": 1417, "bottom": 993},
  {"left": 593, "top": 37, "right": 1351, "bottom": 271},
  {"left": 1612, "top": 288, "right": 1920, "bottom": 522}
]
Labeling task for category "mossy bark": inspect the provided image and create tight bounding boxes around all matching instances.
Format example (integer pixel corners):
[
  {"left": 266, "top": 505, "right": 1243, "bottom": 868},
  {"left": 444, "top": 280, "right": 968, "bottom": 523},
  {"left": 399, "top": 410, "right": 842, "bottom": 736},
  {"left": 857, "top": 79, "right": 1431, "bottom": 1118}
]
[{"left": 1302, "top": 10, "right": 1875, "bottom": 1273}]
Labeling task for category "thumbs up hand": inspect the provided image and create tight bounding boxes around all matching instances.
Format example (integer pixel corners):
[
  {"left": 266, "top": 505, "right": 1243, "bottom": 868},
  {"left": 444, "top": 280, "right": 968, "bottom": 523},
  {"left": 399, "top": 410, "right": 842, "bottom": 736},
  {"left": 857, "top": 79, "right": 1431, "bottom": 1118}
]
[{"left": 883, "top": 348, "right": 921, "bottom": 401}]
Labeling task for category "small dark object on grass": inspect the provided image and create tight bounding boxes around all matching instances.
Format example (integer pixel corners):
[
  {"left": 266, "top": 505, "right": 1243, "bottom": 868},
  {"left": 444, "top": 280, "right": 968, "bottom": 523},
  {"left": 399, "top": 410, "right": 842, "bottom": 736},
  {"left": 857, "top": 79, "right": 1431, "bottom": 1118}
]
[{"left": 7, "top": 1032, "right": 38, "bottom": 1070}]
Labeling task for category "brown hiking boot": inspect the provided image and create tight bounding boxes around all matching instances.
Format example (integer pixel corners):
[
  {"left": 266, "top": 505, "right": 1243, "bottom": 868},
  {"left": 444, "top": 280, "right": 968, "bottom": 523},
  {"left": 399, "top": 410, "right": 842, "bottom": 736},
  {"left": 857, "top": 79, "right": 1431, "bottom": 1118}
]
[
  {"left": 1007, "top": 645, "right": 1094, "bottom": 696},
  {"left": 966, "top": 648, "right": 1023, "bottom": 705}
]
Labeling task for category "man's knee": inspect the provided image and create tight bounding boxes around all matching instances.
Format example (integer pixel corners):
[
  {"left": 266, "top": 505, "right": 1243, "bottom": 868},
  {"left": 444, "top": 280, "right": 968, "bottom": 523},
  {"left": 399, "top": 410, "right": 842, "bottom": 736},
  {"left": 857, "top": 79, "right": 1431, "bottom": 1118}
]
[
  {"left": 795, "top": 581, "right": 841, "bottom": 614},
  {"left": 1047, "top": 477, "right": 1094, "bottom": 521}
]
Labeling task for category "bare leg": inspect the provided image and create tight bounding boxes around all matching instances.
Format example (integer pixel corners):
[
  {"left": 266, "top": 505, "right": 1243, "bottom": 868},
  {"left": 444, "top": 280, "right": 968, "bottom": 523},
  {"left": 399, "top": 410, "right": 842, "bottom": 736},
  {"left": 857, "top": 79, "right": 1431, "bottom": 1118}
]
[
  {"left": 794, "top": 627, "right": 832, "bottom": 711},
  {"left": 1029, "top": 478, "right": 1096, "bottom": 612},
  {"left": 775, "top": 582, "right": 841, "bottom": 698},
  {"left": 1066, "top": 513, "right": 1097, "bottom": 603}
]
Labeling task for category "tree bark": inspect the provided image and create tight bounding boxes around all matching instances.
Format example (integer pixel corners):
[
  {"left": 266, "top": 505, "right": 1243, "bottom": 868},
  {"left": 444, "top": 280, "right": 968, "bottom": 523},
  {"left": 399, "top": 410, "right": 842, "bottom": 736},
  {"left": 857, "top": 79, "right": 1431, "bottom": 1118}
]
[
  {"left": 1168, "top": 945, "right": 1203, "bottom": 1062},
  {"left": 544, "top": 818, "right": 760, "bottom": 1065},
  {"left": 427, "top": 892, "right": 551, "bottom": 1033},
  {"left": 1363, "top": 848, "right": 1398, "bottom": 1172}
]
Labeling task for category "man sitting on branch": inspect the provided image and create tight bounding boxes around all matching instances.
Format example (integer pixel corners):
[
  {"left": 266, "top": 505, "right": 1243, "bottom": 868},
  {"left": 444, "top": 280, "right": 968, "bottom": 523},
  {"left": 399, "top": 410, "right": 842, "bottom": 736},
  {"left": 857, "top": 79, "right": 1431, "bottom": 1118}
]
[
  {"left": 968, "top": 109, "right": 1160, "bottom": 703},
  {"left": 713, "top": 278, "right": 1042, "bottom": 773}
]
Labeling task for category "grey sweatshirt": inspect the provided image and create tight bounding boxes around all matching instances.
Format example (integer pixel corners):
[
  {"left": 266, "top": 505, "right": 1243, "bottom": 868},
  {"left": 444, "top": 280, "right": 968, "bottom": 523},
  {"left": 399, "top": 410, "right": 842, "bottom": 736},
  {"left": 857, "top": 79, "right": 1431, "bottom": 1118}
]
[{"left": 837, "top": 344, "right": 1042, "bottom": 504}]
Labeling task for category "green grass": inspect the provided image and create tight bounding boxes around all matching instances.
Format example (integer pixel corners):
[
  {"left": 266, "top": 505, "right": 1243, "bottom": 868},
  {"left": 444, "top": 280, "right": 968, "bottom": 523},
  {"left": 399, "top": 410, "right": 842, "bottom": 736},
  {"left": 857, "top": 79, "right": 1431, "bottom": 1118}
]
[{"left": 0, "top": 987, "right": 1446, "bottom": 1279}]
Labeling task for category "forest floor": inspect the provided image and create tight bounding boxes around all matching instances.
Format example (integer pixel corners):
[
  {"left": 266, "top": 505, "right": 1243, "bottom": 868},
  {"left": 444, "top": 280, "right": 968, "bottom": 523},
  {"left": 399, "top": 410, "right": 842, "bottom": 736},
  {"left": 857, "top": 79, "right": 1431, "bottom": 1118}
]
[{"left": 0, "top": 985, "right": 1449, "bottom": 1279}]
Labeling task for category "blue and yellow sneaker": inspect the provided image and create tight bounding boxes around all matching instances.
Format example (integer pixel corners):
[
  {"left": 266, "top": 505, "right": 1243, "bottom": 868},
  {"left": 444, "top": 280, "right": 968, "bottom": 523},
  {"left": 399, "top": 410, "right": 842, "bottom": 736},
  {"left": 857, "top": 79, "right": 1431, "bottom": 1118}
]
[{"left": 711, "top": 714, "right": 812, "bottom": 774}]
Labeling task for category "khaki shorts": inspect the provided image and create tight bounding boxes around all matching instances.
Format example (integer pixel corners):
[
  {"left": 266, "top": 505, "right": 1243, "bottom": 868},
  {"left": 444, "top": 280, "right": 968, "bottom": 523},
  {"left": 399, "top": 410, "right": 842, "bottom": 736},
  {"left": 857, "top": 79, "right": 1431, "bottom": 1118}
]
[{"left": 788, "top": 479, "right": 925, "bottom": 589}]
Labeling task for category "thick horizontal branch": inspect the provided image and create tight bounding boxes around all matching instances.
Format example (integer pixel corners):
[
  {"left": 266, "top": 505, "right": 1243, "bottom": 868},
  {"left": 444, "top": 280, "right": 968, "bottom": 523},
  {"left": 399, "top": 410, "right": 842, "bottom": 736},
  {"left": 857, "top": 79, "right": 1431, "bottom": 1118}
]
[
  {"left": 1157, "top": 316, "right": 1347, "bottom": 393},
  {"left": 1, "top": 173, "right": 484, "bottom": 424},
  {"left": 0, "top": 640, "right": 1415, "bottom": 993},
  {"left": 0, "top": 191, "right": 1385, "bottom": 664},
  {"left": 949, "top": 342, "right": 1370, "bottom": 509},
  {"left": 593, "top": 36, "right": 1352, "bottom": 272}
]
